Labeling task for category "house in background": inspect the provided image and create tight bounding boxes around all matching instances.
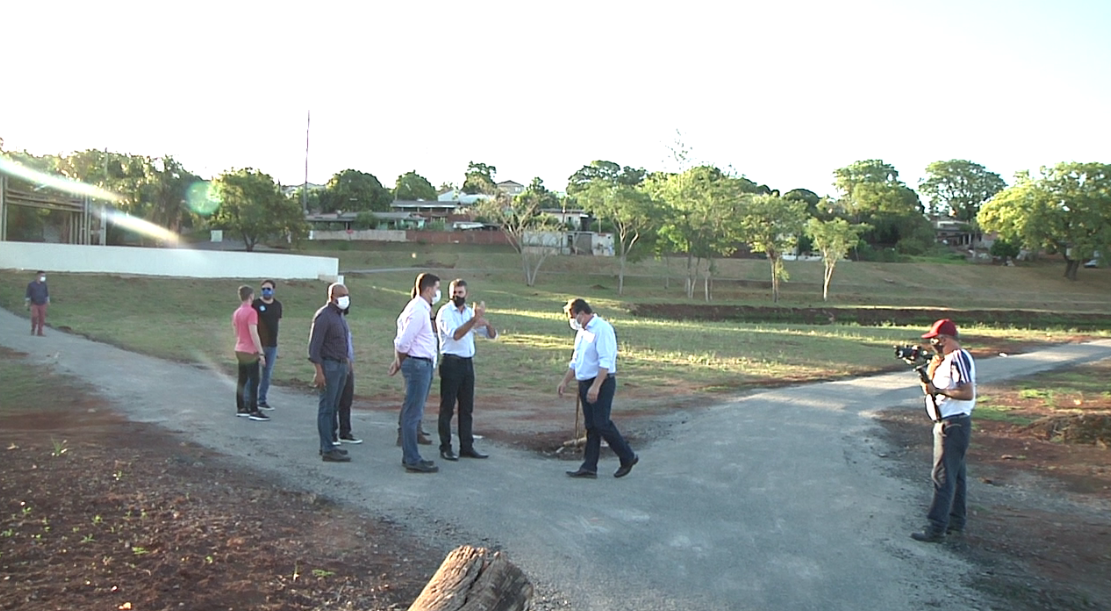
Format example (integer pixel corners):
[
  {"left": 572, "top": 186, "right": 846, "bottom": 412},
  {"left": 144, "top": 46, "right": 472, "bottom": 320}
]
[
  {"left": 497, "top": 180, "right": 525, "bottom": 196},
  {"left": 436, "top": 190, "right": 490, "bottom": 205}
]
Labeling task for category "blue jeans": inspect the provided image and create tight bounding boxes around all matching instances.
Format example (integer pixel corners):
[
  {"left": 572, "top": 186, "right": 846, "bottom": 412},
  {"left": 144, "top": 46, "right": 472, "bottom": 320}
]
[
  {"left": 317, "top": 359, "right": 348, "bottom": 454},
  {"left": 258, "top": 346, "right": 277, "bottom": 404},
  {"left": 927, "top": 415, "right": 971, "bottom": 533},
  {"left": 578, "top": 375, "right": 635, "bottom": 472},
  {"left": 400, "top": 357, "right": 433, "bottom": 466}
]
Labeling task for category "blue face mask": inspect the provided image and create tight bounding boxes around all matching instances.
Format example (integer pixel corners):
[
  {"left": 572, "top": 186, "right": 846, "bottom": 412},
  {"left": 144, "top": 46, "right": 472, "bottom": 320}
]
[{"left": 261, "top": 288, "right": 274, "bottom": 297}]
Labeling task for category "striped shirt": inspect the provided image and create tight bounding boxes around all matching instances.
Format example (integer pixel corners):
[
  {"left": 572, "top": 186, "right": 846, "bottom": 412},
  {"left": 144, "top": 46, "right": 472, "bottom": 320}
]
[{"left": 931, "top": 348, "right": 976, "bottom": 418}]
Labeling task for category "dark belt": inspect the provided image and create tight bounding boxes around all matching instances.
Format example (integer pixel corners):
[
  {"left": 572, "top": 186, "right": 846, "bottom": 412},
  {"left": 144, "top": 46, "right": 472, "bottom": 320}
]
[
  {"left": 939, "top": 413, "right": 971, "bottom": 423},
  {"left": 323, "top": 357, "right": 349, "bottom": 363},
  {"left": 578, "top": 373, "right": 616, "bottom": 383},
  {"left": 407, "top": 355, "right": 431, "bottom": 362},
  {"left": 443, "top": 354, "right": 472, "bottom": 360}
]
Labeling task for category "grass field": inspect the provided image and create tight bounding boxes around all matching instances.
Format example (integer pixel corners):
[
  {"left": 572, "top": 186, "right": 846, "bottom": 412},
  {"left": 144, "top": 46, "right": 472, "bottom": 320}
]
[{"left": 2, "top": 243, "right": 1110, "bottom": 409}]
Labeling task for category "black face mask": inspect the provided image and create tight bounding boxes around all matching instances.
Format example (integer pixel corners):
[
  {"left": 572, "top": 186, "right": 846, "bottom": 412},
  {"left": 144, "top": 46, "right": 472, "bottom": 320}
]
[{"left": 452, "top": 296, "right": 466, "bottom": 308}]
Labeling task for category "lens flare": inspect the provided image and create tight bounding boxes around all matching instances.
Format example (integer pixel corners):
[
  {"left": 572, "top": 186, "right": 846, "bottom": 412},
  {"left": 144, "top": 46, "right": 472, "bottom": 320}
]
[
  {"left": 98, "top": 209, "right": 181, "bottom": 246},
  {"left": 0, "top": 156, "right": 122, "bottom": 202},
  {"left": 186, "top": 181, "right": 221, "bottom": 216}
]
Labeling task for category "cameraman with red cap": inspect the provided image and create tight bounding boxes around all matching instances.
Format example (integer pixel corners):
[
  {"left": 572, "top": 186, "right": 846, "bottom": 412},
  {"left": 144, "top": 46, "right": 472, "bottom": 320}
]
[{"left": 912, "top": 318, "right": 976, "bottom": 543}]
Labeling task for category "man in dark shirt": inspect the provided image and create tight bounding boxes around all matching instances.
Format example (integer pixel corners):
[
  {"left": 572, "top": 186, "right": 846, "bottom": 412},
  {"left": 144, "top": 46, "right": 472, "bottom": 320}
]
[
  {"left": 24, "top": 271, "right": 50, "bottom": 336},
  {"left": 308, "top": 283, "right": 352, "bottom": 463},
  {"left": 251, "top": 279, "right": 283, "bottom": 410}
]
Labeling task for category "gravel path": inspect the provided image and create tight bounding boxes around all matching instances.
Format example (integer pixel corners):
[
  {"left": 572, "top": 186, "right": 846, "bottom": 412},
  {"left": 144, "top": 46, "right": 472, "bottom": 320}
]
[{"left": 5, "top": 307, "right": 1110, "bottom": 610}]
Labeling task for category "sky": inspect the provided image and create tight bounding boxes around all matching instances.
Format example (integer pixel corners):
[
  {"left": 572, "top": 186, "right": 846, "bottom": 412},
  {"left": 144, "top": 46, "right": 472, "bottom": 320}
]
[{"left": 2, "top": 0, "right": 1109, "bottom": 199}]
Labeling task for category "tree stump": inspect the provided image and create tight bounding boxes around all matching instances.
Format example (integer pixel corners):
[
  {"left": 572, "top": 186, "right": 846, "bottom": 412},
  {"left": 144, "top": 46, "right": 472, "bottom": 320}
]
[{"left": 408, "top": 545, "right": 533, "bottom": 611}]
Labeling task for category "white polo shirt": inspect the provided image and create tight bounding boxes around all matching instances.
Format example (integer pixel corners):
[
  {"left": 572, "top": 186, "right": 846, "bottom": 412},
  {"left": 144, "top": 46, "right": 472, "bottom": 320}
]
[{"left": 436, "top": 302, "right": 495, "bottom": 358}]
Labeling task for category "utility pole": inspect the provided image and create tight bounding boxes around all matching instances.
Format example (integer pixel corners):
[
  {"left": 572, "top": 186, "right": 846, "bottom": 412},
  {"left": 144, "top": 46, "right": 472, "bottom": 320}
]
[{"left": 303, "top": 110, "right": 310, "bottom": 213}]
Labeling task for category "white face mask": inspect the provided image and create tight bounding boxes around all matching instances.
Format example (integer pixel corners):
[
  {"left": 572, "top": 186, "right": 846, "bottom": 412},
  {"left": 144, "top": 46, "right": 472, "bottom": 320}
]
[
  {"left": 39, "top": 276, "right": 46, "bottom": 282},
  {"left": 569, "top": 317, "right": 582, "bottom": 332},
  {"left": 432, "top": 289, "right": 442, "bottom": 304},
  {"left": 335, "top": 296, "right": 350, "bottom": 310}
]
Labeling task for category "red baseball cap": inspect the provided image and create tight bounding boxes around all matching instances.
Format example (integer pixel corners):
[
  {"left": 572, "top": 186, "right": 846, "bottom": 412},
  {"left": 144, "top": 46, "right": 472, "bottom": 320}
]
[{"left": 922, "top": 318, "right": 958, "bottom": 339}]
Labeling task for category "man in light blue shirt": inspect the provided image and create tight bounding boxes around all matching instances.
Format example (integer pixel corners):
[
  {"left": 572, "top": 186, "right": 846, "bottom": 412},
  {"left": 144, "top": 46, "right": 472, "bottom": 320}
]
[
  {"left": 557, "top": 298, "right": 638, "bottom": 479},
  {"left": 435, "top": 279, "right": 497, "bottom": 461}
]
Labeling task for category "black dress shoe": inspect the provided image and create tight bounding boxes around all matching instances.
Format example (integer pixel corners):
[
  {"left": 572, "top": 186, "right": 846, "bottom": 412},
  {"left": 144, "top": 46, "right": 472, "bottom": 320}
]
[
  {"left": 459, "top": 448, "right": 488, "bottom": 459},
  {"left": 614, "top": 454, "right": 639, "bottom": 478},
  {"left": 566, "top": 468, "right": 597, "bottom": 478},
  {"left": 440, "top": 449, "right": 459, "bottom": 461},
  {"left": 319, "top": 447, "right": 348, "bottom": 455},
  {"left": 911, "top": 530, "right": 946, "bottom": 543},
  {"left": 404, "top": 461, "right": 439, "bottom": 473},
  {"left": 321, "top": 451, "right": 351, "bottom": 463}
]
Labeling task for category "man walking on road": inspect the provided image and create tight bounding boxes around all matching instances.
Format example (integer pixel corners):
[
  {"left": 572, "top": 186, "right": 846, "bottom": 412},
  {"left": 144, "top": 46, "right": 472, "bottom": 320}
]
[
  {"left": 252, "top": 279, "right": 282, "bottom": 410},
  {"left": 25, "top": 271, "right": 50, "bottom": 336},
  {"left": 308, "top": 283, "right": 352, "bottom": 463},
  {"left": 912, "top": 318, "right": 976, "bottom": 543},
  {"left": 557, "top": 298, "right": 638, "bottom": 479},
  {"left": 390, "top": 273, "right": 440, "bottom": 473},
  {"left": 435, "top": 279, "right": 497, "bottom": 461},
  {"left": 232, "top": 285, "right": 269, "bottom": 422}
]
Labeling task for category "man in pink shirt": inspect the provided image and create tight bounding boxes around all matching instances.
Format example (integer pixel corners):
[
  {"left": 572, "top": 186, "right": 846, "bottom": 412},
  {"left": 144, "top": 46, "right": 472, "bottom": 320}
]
[
  {"left": 233, "top": 285, "right": 269, "bottom": 421},
  {"left": 390, "top": 272, "right": 441, "bottom": 473}
]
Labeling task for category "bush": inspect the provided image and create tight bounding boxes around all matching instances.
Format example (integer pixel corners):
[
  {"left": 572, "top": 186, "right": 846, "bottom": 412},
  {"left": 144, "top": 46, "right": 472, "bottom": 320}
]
[{"left": 990, "top": 237, "right": 1021, "bottom": 259}]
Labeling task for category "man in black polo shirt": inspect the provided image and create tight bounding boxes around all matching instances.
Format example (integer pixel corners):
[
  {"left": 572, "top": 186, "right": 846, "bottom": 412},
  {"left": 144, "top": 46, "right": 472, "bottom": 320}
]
[
  {"left": 252, "top": 279, "right": 283, "bottom": 410},
  {"left": 308, "top": 283, "right": 352, "bottom": 463}
]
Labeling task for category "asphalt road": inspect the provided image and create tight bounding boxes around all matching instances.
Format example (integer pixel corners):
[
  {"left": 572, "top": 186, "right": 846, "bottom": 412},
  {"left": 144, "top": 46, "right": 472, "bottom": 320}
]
[{"left": 4, "top": 307, "right": 1110, "bottom": 610}]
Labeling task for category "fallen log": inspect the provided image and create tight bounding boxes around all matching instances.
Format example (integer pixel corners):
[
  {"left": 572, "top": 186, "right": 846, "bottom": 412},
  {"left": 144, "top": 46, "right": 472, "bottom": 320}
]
[{"left": 408, "top": 545, "right": 533, "bottom": 611}]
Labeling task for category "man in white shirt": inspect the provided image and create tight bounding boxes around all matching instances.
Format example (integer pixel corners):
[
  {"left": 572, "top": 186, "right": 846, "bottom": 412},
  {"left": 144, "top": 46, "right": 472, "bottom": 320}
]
[
  {"left": 390, "top": 273, "right": 441, "bottom": 473},
  {"left": 556, "top": 298, "right": 638, "bottom": 479},
  {"left": 912, "top": 318, "right": 976, "bottom": 543},
  {"left": 436, "top": 279, "right": 497, "bottom": 461}
]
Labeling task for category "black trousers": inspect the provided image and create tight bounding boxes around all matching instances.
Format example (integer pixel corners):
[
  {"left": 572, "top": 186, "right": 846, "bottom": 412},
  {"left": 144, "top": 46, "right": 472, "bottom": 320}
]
[
  {"left": 234, "top": 352, "right": 260, "bottom": 413},
  {"left": 334, "top": 367, "right": 354, "bottom": 438},
  {"left": 438, "top": 355, "right": 476, "bottom": 451}
]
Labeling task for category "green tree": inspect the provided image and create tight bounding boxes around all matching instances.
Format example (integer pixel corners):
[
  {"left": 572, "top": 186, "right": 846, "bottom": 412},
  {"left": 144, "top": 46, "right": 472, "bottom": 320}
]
[
  {"left": 736, "top": 195, "right": 809, "bottom": 303},
  {"left": 919, "top": 160, "right": 1007, "bottom": 221},
  {"left": 833, "top": 160, "right": 932, "bottom": 254},
  {"left": 518, "top": 177, "right": 560, "bottom": 210},
  {"left": 477, "top": 186, "right": 564, "bottom": 286},
  {"left": 978, "top": 163, "right": 1111, "bottom": 280},
  {"left": 566, "top": 160, "right": 646, "bottom": 196},
  {"left": 211, "top": 168, "right": 307, "bottom": 251},
  {"left": 393, "top": 170, "right": 436, "bottom": 201},
  {"left": 52, "top": 150, "right": 204, "bottom": 242},
  {"left": 834, "top": 159, "right": 900, "bottom": 198},
  {"left": 648, "top": 166, "right": 747, "bottom": 300},
  {"left": 805, "top": 218, "right": 869, "bottom": 301},
  {"left": 319, "top": 169, "right": 391, "bottom": 213},
  {"left": 579, "top": 180, "right": 657, "bottom": 294},
  {"left": 463, "top": 161, "right": 497, "bottom": 195}
]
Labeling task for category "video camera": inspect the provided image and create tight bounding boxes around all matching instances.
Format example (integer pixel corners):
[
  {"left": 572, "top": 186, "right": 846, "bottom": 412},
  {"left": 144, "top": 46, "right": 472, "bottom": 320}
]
[{"left": 893, "top": 344, "right": 934, "bottom": 384}]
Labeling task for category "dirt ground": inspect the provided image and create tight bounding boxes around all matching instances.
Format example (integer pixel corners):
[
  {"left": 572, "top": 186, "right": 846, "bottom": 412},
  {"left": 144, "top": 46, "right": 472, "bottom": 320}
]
[
  {"left": 0, "top": 347, "right": 441, "bottom": 611},
  {"left": 3, "top": 336, "right": 1111, "bottom": 610},
  {"left": 874, "top": 359, "right": 1111, "bottom": 611}
]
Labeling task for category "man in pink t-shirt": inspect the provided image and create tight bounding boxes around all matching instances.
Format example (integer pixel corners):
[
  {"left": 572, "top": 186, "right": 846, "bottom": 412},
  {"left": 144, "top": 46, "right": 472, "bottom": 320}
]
[{"left": 233, "top": 285, "right": 269, "bottom": 421}]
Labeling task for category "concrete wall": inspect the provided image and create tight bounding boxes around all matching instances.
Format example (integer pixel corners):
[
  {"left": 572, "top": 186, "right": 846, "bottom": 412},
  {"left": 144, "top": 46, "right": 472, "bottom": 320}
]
[
  {"left": 309, "top": 229, "right": 407, "bottom": 242},
  {"left": 405, "top": 230, "right": 511, "bottom": 246},
  {"left": 0, "top": 242, "right": 339, "bottom": 280}
]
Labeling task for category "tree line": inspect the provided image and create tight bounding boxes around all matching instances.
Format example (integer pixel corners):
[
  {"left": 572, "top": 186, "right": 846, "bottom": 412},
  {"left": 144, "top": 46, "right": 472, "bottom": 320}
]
[{"left": 3, "top": 138, "right": 1108, "bottom": 292}]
